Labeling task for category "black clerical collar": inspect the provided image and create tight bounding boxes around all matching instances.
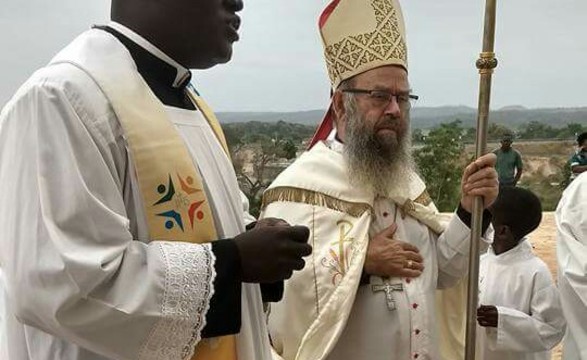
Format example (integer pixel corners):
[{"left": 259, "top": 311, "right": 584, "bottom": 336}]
[{"left": 95, "top": 22, "right": 196, "bottom": 110}]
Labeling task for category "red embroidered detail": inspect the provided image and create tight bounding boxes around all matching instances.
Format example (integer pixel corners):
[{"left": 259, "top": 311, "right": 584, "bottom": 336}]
[
  {"left": 412, "top": 303, "right": 419, "bottom": 309},
  {"left": 188, "top": 200, "right": 205, "bottom": 228},
  {"left": 415, "top": 329, "right": 421, "bottom": 335},
  {"left": 406, "top": 278, "right": 411, "bottom": 284},
  {"left": 414, "top": 354, "right": 419, "bottom": 359},
  {"left": 383, "top": 212, "right": 389, "bottom": 217}
]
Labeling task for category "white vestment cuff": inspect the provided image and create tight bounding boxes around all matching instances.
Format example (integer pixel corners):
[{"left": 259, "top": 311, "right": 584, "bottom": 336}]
[{"left": 139, "top": 242, "right": 216, "bottom": 360}]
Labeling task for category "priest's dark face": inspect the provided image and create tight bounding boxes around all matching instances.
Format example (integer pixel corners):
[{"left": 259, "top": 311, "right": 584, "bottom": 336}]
[
  {"left": 113, "top": 0, "right": 244, "bottom": 68},
  {"left": 166, "top": 0, "right": 243, "bottom": 68},
  {"left": 335, "top": 66, "right": 415, "bottom": 195}
]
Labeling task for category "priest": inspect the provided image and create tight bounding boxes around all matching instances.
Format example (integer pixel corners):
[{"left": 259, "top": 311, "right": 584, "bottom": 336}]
[
  {"left": 0, "top": 0, "right": 311, "bottom": 359},
  {"left": 557, "top": 173, "right": 587, "bottom": 359},
  {"left": 261, "top": 1, "right": 498, "bottom": 359}
]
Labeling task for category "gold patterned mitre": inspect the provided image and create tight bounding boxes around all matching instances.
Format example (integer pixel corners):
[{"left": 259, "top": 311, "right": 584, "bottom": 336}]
[{"left": 319, "top": 0, "right": 408, "bottom": 89}]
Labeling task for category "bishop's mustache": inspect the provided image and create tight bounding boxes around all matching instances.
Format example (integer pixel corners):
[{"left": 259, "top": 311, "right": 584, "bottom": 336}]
[{"left": 375, "top": 116, "right": 402, "bottom": 131}]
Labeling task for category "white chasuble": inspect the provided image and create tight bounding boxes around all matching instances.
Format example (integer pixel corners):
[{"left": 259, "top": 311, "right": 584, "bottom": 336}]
[
  {"left": 477, "top": 240, "right": 565, "bottom": 360},
  {"left": 262, "top": 141, "right": 490, "bottom": 360},
  {"left": 0, "top": 29, "right": 270, "bottom": 360},
  {"left": 556, "top": 174, "right": 587, "bottom": 360}
]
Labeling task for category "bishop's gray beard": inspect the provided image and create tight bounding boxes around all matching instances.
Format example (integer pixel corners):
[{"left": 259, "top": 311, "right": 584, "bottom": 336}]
[{"left": 342, "top": 95, "right": 415, "bottom": 197}]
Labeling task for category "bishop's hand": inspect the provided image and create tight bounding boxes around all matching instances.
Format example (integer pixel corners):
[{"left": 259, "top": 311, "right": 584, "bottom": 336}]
[
  {"left": 460, "top": 153, "right": 499, "bottom": 213},
  {"left": 234, "top": 224, "right": 312, "bottom": 283},
  {"left": 477, "top": 305, "right": 498, "bottom": 327},
  {"left": 364, "top": 223, "right": 424, "bottom": 279}
]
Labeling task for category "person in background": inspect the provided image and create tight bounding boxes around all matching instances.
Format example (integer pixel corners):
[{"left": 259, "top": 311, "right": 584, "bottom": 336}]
[
  {"left": 493, "top": 133, "right": 524, "bottom": 187},
  {"left": 477, "top": 187, "right": 566, "bottom": 360},
  {"left": 569, "top": 131, "right": 587, "bottom": 181}
]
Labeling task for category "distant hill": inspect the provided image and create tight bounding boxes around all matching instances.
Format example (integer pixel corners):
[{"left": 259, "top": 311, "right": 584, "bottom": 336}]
[
  {"left": 499, "top": 105, "right": 528, "bottom": 111},
  {"left": 217, "top": 110, "right": 325, "bottom": 126},
  {"left": 216, "top": 106, "right": 587, "bottom": 129}
]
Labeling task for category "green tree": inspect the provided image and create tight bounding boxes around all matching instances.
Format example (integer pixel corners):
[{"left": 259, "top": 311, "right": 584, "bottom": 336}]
[
  {"left": 518, "top": 121, "right": 555, "bottom": 139},
  {"left": 463, "top": 127, "right": 477, "bottom": 143},
  {"left": 282, "top": 140, "right": 298, "bottom": 160},
  {"left": 223, "top": 121, "right": 315, "bottom": 148},
  {"left": 556, "top": 123, "right": 587, "bottom": 140},
  {"left": 412, "top": 128, "right": 424, "bottom": 144},
  {"left": 233, "top": 137, "right": 299, "bottom": 217},
  {"left": 415, "top": 120, "right": 466, "bottom": 212}
]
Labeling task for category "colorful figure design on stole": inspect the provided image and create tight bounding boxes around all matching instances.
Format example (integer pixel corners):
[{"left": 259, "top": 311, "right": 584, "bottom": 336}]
[{"left": 154, "top": 173, "right": 209, "bottom": 232}]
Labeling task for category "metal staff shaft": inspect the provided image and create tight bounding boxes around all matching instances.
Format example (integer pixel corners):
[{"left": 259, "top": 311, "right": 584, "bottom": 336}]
[{"left": 465, "top": 0, "right": 499, "bottom": 359}]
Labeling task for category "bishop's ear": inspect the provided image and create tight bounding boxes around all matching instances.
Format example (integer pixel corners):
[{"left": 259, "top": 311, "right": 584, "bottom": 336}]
[
  {"left": 332, "top": 90, "right": 346, "bottom": 121},
  {"left": 331, "top": 90, "right": 348, "bottom": 140}
]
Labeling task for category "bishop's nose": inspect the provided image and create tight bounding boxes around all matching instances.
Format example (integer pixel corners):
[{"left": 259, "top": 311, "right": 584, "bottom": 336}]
[{"left": 383, "top": 97, "right": 402, "bottom": 118}]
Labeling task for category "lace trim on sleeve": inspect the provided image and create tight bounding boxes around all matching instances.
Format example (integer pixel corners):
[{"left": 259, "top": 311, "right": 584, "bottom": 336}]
[{"left": 139, "top": 242, "right": 216, "bottom": 360}]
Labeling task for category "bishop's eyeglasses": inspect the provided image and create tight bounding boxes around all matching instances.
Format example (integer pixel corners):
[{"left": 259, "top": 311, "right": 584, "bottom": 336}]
[{"left": 341, "top": 89, "right": 419, "bottom": 111}]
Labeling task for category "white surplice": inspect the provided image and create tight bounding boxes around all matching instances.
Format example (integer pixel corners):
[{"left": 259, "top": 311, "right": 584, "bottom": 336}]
[
  {"left": 476, "top": 240, "right": 566, "bottom": 360},
  {"left": 556, "top": 173, "right": 587, "bottom": 360},
  {"left": 0, "top": 26, "right": 270, "bottom": 360},
  {"left": 264, "top": 139, "right": 491, "bottom": 360}
]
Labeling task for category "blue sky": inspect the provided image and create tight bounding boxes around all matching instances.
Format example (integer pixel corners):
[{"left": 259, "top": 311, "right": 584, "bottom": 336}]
[{"left": 1, "top": 0, "right": 586, "bottom": 112}]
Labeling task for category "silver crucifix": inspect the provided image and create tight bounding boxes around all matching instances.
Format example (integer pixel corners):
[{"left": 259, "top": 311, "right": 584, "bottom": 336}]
[{"left": 371, "top": 282, "right": 404, "bottom": 311}]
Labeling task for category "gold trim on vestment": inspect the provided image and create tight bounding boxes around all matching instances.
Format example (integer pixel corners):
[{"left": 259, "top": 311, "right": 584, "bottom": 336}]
[
  {"left": 262, "top": 186, "right": 372, "bottom": 218},
  {"left": 413, "top": 189, "right": 432, "bottom": 206}
]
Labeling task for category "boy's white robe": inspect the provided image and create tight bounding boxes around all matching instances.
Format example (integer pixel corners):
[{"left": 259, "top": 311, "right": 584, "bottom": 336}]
[{"left": 477, "top": 240, "right": 566, "bottom": 360}]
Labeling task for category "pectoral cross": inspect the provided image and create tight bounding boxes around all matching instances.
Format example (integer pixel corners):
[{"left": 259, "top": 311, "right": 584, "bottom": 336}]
[{"left": 371, "top": 282, "right": 404, "bottom": 311}]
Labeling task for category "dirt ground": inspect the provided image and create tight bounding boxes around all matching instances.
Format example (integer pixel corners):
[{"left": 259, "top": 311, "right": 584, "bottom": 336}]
[
  {"left": 529, "top": 213, "right": 558, "bottom": 280},
  {"left": 526, "top": 212, "right": 562, "bottom": 360}
]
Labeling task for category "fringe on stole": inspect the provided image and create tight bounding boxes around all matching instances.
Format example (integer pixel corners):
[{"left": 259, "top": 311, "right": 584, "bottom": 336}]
[{"left": 261, "top": 186, "right": 372, "bottom": 218}]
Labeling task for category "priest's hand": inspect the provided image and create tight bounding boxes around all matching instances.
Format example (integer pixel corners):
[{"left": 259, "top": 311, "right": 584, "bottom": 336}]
[
  {"left": 234, "top": 225, "right": 312, "bottom": 283},
  {"left": 460, "top": 153, "right": 499, "bottom": 212},
  {"left": 477, "top": 305, "right": 498, "bottom": 327},
  {"left": 364, "top": 223, "right": 424, "bottom": 278}
]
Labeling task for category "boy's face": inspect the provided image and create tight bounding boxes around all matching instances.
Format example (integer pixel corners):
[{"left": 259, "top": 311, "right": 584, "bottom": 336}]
[
  {"left": 489, "top": 214, "right": 518, "bottom": 254},
  {"left": 490, "top": 218, "right": 505, "bottom": 245}
]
